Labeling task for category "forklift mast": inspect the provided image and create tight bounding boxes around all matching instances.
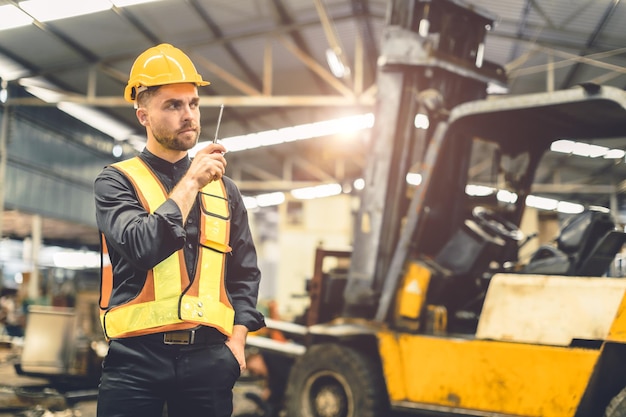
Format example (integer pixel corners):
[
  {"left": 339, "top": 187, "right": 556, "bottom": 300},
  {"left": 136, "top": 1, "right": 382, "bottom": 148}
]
[{"left": 342, "top": 0, "right": 507, "bottom": 318}]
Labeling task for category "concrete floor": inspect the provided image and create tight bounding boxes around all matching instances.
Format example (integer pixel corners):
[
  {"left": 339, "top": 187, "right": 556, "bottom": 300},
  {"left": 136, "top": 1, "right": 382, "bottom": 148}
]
[
  {"left": 0, "top": 341, "right": 265, "bottom": 417},
  {"left": 1, "top": 340, "right": 423, "bottom": 417}
]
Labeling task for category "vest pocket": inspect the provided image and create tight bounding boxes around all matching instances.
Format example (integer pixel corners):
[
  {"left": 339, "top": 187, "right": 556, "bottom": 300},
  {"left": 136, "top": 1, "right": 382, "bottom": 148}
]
[
  {"left": 199, "top": 192, "right": 231, "bottom": 253},
  {"left": 200, "top": 191, "right": 229, "bottom": 219}
]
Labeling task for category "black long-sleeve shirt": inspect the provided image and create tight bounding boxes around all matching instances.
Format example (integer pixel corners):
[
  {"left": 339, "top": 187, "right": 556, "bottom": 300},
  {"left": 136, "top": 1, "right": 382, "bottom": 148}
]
[{"left": 94, "top": 149, "right": 265, "bottom": 333}]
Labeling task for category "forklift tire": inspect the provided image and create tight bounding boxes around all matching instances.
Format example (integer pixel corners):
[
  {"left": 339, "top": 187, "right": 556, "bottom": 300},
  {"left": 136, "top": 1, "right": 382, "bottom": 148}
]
[
  {"left": 284, "top": 343, "right": 388, "bottom": 417},
  {"left": 606, "top": 386, "right": 626, "bottom": 417}
]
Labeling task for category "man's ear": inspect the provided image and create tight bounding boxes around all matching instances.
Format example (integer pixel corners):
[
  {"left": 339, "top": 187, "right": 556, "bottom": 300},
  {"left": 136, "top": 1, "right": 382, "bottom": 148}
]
[{"left": 136, "top": 108, "right": 148, "bottom": 126}]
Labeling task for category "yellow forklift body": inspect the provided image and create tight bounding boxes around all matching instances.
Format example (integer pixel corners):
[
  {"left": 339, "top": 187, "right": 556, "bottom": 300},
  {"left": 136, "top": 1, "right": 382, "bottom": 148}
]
[
  {"left": 477, "top": 275, "right": 626, "bottom": 346},
  {"left": 397, "top": 262, "right": 431, "bottom": 320},
  {"left": 378, "top": 273, "right": 626, "bottom": 416},
  {"left": 379, "top": 331, "right": 599, "bottom": 416},
  {"left": 609, "top": 295, "right": 626, "bottom": 342}
]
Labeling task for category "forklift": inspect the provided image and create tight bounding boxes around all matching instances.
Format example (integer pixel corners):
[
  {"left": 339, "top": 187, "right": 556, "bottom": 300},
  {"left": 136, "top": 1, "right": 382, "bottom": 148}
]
[{"left": 246, "top": 1, "right": 626, "bottom": 416}]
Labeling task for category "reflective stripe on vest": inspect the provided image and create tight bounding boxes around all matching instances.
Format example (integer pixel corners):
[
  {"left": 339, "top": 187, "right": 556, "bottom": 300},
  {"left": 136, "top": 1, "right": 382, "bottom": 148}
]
[{"left": 100, "top": 156, "right": 234, "bottom": 339}]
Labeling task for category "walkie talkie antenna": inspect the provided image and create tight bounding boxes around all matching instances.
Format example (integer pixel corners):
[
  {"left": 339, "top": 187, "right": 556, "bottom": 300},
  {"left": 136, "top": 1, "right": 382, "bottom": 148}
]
[{"left": 214, "top": 104, "right": 224, "bottom": 143}]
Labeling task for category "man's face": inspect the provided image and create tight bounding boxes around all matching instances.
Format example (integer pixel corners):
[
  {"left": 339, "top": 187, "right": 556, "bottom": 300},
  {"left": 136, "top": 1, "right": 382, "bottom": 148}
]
[{"left": 140, "top": 83, "right": 202, "bottom": 151}]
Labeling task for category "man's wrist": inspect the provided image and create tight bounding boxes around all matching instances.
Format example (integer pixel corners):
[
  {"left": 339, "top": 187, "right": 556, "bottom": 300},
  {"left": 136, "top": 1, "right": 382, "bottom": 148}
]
[{"left": 230, "top": 324, "right": 248, "bottom": 342}]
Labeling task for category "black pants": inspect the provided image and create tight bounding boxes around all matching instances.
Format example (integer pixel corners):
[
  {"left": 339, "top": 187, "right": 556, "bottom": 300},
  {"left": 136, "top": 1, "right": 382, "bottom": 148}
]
[{"left": 97, "top": 330, "right": 240, "bottom": 417}]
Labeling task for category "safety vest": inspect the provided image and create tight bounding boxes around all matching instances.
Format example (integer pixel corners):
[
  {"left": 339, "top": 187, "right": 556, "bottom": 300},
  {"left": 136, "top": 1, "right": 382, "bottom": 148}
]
[{"left": 99, "top": 156, "right": 235, "bottom": 339}]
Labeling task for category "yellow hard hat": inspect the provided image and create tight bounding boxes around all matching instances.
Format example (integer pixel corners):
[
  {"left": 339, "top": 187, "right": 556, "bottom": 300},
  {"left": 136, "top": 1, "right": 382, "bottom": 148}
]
[{"left": 124, "top": 43, "right": 209, "bottom": 103}]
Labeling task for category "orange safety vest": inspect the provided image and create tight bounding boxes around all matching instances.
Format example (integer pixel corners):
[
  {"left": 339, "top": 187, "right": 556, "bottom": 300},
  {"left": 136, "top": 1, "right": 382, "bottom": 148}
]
[{"left": 99, "top": 156, "right": 235, "bottom": 339}]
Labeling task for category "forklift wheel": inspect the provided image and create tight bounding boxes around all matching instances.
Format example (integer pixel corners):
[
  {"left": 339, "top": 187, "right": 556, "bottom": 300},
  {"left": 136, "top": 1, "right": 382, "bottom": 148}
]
[
  {"left": 284, "top": 343, "right": 387, "bottom": 417},
  {"left": 605, "top": 386, "right": 626, "bottom": 417}
]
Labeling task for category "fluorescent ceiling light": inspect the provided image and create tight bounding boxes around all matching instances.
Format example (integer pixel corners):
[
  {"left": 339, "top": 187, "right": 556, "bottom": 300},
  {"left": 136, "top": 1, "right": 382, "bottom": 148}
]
[
  {"left": 1, "top": 0, "right": 164, "bottom": 31},
  {"left": 406, "top": 173, "right": 422, "bottom": 186},
  {"left": 52, "top": 250, "right": 101, "bottom": 269},
  {"left": 551, "top": 139, "right": 623, "bottom": 159},
  {"left": 243, "top": 176, "right": 596, "bottom": 213},
  {"left": 497, "top": 189, "right": 518, "bottom": 204},
  {"left": 466, "top": 184, "right": 495, "bottom": 197},
  {"left": 414, "top": 113, "right": 429, "bottom": 129},
  {"left": 464, "top": 187, "right": 587, "bottom": 214},
  {"left": 325, "top": 49, "right": 347, "bottom": 78},
  {"left": 0, "top": 5, "right": 33, "bottom": 30},
  {"left": 604, "top": 149, "right": 626, "bottom": 159},
  {"left": 243, "top": 196, "right": 259, "bottom": 210},
  {"left": 57, "top": 102, "right": 134, "bottom": 140},
  {"left": 19, "top": 0, "right": 111, "bottom": 22},
  {"left": 475, "top": 43, "right": 485, "bottom": 68},
  {"left": 353, "top": 178, "right": 365, "bottom": 190},
  {"left": 556, "top": 201, "right": 585, "bottom": 214},
  {"left": 0, "top": 54, "right": 30, "bottom": 80},
  {"left": 551, "top": 139, "right": 575, "bottom": 153},
  {"left": 418, "top": 19, "right": 430, "bottom": 37},
  {"left": 526, "top": 195, "right": 558, "bottom": 211},
  {"left": 0, "top": 79, "right": 7, "bottom": 103},
  {"left": 19, "top": 78, "right": 141, "bottom": 143},
  {"left": 19, "top": 77, "right": 65, "bottom": 102},
  {"left": 191, "top": 113, "right": 374, "bottom": 156},
  {"left": 242, "top": 192, "right": 286, "bottom": 210},
  {"left": 291, "top": 183, "right": 342, "bottom": 200},
  {"left": 111, "top": 0, "right": 164, "bottom": 6},
  {"left": 571, "top": 142, "right": 609, "bottom": 158},
  {"left": 255, "top": 192, "right": 285, "bottom": 208}
]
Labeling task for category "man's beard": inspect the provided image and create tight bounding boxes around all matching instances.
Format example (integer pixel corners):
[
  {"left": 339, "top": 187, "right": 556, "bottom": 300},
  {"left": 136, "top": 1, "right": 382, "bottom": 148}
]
[{"left": 152, "top": 124, "right": 200, "bottom": 151}]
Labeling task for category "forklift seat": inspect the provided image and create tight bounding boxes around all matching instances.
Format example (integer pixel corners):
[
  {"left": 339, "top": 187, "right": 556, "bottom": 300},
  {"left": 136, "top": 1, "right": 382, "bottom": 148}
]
[
  {"left": 577, "top": 230, "right": 626, "bottom": 276},
  {"left": 523, "top": 209, "right": 623, "bottom": 277}
]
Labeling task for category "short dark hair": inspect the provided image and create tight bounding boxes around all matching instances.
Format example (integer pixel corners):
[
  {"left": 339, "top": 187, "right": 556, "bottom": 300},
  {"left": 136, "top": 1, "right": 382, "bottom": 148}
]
[{"left": 136, "top": 85, "right": 162, "bottom": 108}]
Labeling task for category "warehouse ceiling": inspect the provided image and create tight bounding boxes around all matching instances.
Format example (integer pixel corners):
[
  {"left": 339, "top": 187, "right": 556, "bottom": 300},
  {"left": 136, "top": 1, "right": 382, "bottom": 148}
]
[{"left": 0, "top": 0, "right": 625, "bottom": 249}]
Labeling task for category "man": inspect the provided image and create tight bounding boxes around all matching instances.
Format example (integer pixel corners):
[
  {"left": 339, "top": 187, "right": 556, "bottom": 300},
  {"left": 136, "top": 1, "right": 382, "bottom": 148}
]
[{"left": 94, "top": 43, "right": 265, "bottom": 417}]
